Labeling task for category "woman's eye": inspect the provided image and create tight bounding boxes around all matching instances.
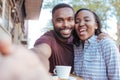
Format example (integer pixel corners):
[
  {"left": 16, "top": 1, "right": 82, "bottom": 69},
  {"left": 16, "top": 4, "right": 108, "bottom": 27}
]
[{"left": 85, "top": 19, "right": 90, "bottom": 22}]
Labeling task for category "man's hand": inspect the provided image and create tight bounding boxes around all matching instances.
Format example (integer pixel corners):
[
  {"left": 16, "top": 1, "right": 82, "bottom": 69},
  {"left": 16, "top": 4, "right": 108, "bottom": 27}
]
[
  {"left": 97, "top": 32, "right": 110, "bottom": 40},
  {"left": 0, "top": 45, "right": 51, "bottom": 80},
  {"left": 0, "top": 34, "right": 12, "bottom": 56}
]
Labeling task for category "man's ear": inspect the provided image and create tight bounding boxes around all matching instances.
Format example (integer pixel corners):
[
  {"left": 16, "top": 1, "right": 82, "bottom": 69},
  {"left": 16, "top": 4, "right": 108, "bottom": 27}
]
[
  {"left": 52, "top": 18, "right": 53, "bottom": 23},
  {"left": 52, "top": 18, "right": 54, "bottom": 26}
]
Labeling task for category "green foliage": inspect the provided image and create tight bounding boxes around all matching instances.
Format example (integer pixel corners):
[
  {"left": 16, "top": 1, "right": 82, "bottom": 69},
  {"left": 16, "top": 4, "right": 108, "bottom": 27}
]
[{"left": 111, "top": 1, "right": 120, "bottom": 24}]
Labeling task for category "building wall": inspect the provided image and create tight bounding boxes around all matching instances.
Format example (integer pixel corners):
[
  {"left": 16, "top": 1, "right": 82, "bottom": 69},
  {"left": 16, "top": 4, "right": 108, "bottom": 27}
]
[{"left": 0, "top": 0, "right": 27, "bottom": 46}]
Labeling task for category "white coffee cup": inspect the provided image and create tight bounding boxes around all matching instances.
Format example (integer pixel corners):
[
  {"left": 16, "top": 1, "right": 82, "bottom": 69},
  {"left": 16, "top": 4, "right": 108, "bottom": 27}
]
[{"left": 53, "top": 65, "right": 71, "bottom": 79}]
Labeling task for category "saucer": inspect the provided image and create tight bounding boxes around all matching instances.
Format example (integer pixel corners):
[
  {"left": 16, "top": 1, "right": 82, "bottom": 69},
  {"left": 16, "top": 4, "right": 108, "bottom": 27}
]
[
  {"left": 50, "top": 75, "right": 76, "bottom": 80},
  {"left": 69, "top": 76, "right": 76, "bottom": 80}
]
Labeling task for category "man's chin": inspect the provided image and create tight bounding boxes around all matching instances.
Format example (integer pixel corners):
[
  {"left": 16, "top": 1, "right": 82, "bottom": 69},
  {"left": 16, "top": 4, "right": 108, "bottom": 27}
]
[
  {"left": 62, "top": 34, "right": 71, "bottom": 39},
  {"left": 54, "top": 30, "right": 71, "bottom": 39}
]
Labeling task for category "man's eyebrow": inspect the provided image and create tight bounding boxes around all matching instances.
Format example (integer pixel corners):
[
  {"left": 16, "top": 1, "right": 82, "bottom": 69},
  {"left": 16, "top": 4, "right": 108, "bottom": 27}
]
[
  {"left": 56, "top": 17, "right": 63, "bottom": 19},
  {"left": 69, "top": 16, "right": 74, "bottom": 18}
]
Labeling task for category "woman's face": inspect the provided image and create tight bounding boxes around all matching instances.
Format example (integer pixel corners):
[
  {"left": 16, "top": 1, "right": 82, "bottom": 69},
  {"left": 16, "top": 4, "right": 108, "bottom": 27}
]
[{"left": 75, "top": 10, "right": 98, "bottom": 41}]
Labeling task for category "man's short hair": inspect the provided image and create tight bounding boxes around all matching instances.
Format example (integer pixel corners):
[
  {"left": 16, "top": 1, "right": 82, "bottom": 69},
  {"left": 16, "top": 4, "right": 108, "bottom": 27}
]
[{"left": 52, "top": 3, "right": 74, "bottom": 16}]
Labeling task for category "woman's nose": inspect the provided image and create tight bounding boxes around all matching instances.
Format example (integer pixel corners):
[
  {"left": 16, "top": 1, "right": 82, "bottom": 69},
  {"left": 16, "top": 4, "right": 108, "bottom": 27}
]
[{"left": 79, "top": 20, "right": 85, "bottom": 27}]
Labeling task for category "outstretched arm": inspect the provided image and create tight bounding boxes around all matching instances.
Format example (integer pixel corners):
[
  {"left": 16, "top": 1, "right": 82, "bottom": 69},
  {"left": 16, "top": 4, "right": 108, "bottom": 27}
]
[
  {"left": 31, "top": 43, "right": 52, "bottom": 70},
  {"left": 0, "top": 34, "right": 51, "bottom": 80}
]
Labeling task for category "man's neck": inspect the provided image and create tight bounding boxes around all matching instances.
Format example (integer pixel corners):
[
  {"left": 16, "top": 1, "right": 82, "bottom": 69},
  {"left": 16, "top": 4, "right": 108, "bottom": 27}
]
[{"left": 53, "top": 31, "right": 69, "bottom": 43}]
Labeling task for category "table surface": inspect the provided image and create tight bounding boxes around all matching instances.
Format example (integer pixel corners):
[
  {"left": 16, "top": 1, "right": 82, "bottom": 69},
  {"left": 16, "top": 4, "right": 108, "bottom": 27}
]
[
  {"left": 70, "top": 74, "right": 83, "bottom": 80},
  {"left": 51, "top": 74, "right": 84, "bottom": 80}
]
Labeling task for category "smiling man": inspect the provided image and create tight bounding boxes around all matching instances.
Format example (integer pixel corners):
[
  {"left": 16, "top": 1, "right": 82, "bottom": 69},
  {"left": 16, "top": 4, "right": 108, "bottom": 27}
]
[{"left": 33, "top": 3, "right": 75, "bottom": 73}]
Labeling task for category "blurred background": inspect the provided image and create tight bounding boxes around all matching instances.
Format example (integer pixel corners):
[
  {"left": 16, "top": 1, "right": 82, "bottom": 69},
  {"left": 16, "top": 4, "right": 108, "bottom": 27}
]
[{"left": 0, "top": 0, "right": 120, "bottom": 50}]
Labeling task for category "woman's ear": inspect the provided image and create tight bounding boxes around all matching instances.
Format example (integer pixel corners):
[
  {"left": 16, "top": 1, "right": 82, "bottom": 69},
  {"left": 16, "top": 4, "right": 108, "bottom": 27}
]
[{"left": 95, "top": 22, "right": 98, "bottom": 30}]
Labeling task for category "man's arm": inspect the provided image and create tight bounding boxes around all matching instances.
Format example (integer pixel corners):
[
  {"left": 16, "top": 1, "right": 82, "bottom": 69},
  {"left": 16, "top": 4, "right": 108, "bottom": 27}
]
[
  {"left": 31, "top": 43, "right": 52, "bottom": 70},
  {"left": 97, "top": 32, "right": 114, "bottom": 41},
  {"left": 0, "top": 44, "right": 51, "bottom": 80}
]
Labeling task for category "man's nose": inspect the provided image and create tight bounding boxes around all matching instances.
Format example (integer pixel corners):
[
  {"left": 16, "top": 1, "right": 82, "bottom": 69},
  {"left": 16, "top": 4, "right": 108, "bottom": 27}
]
[{"left": 63, "top": 21, "right": 69, "bottom": 27}]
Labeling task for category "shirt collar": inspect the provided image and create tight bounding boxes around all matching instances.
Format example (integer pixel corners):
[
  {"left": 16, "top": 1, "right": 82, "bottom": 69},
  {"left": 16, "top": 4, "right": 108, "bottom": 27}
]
[{"left": 85, "top": 35, "right": 97, "bottom": 44}]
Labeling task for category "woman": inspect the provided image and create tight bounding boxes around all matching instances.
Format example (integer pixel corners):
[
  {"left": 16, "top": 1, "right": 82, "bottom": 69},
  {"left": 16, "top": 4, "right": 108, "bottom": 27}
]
[{"left": 73, "top": 8, "right": 120, "bottom": 80}]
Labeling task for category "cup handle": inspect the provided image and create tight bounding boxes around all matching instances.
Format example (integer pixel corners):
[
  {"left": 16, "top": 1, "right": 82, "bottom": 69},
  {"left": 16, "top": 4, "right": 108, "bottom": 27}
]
[{"left": 53, "top": 68, "right": 57, "bottom": 75}]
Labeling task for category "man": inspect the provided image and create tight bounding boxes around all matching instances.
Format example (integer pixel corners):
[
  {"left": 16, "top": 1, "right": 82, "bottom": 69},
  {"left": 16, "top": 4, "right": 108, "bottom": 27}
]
[{"left": 33, "top": 3, "right": 75, "bottom": 73}]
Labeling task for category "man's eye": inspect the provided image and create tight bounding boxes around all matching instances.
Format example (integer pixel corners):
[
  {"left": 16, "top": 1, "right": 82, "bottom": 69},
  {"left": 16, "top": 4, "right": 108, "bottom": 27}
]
[
  {"left": 68, "top": 18, "right": 74, "bottom": 22},
  {"left": 56, "top": 19, "right": 62, "bottom": 22}
]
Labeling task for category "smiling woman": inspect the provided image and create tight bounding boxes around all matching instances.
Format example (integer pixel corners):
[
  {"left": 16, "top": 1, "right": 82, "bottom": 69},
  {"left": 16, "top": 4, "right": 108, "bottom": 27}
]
[{"left": 73, "top": 8, "right": 120, "bottom": 80}]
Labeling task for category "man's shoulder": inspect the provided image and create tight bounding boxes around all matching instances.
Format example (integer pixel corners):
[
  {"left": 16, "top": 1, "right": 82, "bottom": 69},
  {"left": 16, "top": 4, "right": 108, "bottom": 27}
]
[
  {"left": 36, "top": 30, "right": 54, "bottom": 41},
  {"left": 41, "top": 30, "right": 54, "bottom": 38},
  {"left": 34, "top": 30, "right": 55, "bottom": 46},
  {"left": 99, "top": 38, "right": 115, "bottom": 44}
]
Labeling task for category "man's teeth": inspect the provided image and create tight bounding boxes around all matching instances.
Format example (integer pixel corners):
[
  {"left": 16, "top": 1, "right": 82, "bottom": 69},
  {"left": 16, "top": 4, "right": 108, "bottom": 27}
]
[{"left": 63, "top": 29, "right": 70, "bottom": 32}]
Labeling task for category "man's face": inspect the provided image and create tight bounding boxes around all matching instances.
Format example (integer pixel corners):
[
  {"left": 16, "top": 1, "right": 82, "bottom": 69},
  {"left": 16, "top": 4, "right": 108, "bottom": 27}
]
[{"left": 52, "top": 7, "right": 75, "bottom": 39}]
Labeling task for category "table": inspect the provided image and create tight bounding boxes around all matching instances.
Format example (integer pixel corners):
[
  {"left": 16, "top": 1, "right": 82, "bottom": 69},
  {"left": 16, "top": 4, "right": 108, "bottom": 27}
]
[
  {"left": 51, "top": 74, "right": 84, "bottom": 80},
  {"left": 70, "top": 74, "right": 83, "bottom": 80}
]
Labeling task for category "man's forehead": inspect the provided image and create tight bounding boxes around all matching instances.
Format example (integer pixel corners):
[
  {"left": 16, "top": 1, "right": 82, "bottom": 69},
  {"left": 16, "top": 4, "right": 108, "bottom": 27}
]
[
  {"left": 55, "top": 7, "right": 74, "bottom": 13},
  {"left": 53, "top": 7, "right": 74, "bottom": 17},
  {"left": 54, "top": 6, "right": 74, "bottom": 12}
]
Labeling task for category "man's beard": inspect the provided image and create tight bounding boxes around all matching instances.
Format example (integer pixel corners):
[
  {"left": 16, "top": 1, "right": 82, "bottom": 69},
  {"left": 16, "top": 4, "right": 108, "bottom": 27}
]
[{"left": 54, "top": 27, "right": 73, "bottom": 39}]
